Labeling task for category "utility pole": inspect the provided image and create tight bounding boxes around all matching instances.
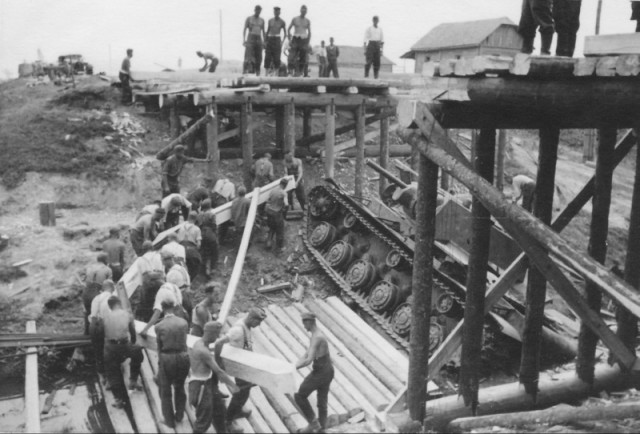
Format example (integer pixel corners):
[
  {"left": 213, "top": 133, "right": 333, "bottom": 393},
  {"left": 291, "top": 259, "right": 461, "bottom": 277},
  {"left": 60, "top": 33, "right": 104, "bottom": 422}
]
[{"left": 595, "top": 0, "right": 603, "bottom": 35}]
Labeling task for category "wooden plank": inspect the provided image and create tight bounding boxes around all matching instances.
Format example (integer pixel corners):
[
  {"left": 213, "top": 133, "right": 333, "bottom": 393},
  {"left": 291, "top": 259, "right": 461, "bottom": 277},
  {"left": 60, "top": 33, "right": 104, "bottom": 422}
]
[
  {"left": 354, "top": 102, "right": 365, "bottom": 198},
  {"left": 97, "top": 372, "right": 136, "bottom": 434},
  {"left": 241, "top": 101, "right": 254, "bottom": 191},
  {"left": 574, "top": 57, "right": 598, "bottom": 76},
  {"left": 25, "top": 321, "right": 40, "bottom": 433},
  {"left": 140, "top": 349, "right": 178, "bottom": 434},
  {"left": 285, "top": 102, "right": 296, "bottom": 155},
  {"left": 595, "top": 56, "right": 618, "bottom": 77},
  {"left": 206, "top": 102, "right": 218, "bottom": 174},
  {"left": 122, "top": 359, "right": 159, "bottom": 434},
  {"left": 584, "top": 32, "right": 640, "bottom": 56},
  {"left": 471, "top": 55, "right": 513, "bottom": 75},
  {"left": 325, "top": 101, "right": 336, "bottom": 178},
  {"left": 249, "top": 387, "right": 290, "bottom": 434},
  {"left": 244, "top": 394, "right": 273, "bottom": 433},
  {"left": 379, "top": 113, "right": 390, "bottom": 197},
  {"left": 134, "top": 320, "right": 297, "bottom": 396},
  {"left": 38, "top": 202, "right": 56, "bottom": 226},
  {"left": 256, "top": 282, "right": 293, "bottom": 293},
  {"left": 615, "top": 54, "right": 640, "bottom": 76},
  {"left": 155, "top": 113, "right": 213, "bottom": 160}
]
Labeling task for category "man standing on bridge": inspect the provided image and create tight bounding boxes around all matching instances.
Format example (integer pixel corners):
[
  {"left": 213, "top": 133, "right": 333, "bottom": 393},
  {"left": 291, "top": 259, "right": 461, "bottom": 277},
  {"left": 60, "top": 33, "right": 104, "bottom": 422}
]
[
  {"left": 243, "top": 5, "right": 266, "bottom": 75},
  {"left": 326, "top": 37, "right": 340, "bottom": 78},
  {"left": 196, "top": 51, "right": 219, "bottom": 73},
  {"left": 288, "top": 5, "right": 311, "bottom": 77},
  {"left": 364, "top": 16, "right": 384, "bottom": 79},
  {"left": 553, "top": 0, "right": 581, "bottom": 57},
  {"left": 518, "top": 0, "right": 555, "bottom": 55},
  {"left": 265, "top": 6, "right": 287, "bottom": 75},
  {"left": 294, "top": 312, "right": 334, "bottom": 433}
]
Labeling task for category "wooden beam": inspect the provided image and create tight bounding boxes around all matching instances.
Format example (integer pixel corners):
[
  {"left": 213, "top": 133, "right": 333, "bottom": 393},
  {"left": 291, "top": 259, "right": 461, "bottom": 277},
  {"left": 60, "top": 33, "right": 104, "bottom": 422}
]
[
  {"left": 400, "top": 128, "right": 639, "bottom": 370},
  {"left": 206, "top": 102, "right": 218, "bottom": 174},
  {"left": 241, "top": 100, "right": 253, "bottom": 190},
  {"left": 325, "top": 101, "right": 336, "bottom": 178},
  {"left": 303, "top": 108, "right": 312, "bottom": 138},
  {"left": 520, "top": 127, "right": 559, "bottom": 398},
  {"left": 169, "top": 101, "right": 181, "bottom": 138},
  {"left": 495, "top": 130, "right": 506, "bottom": 191},
  {"left": 275, "top": 106, "right": 285, "bottom": 150},
  {"left": 616, "top": 54, "right": 640, "bottom": 76},
  {"left": 197, "top": 91, "right": 394, "bottom": 109},
  {"left": 218, "top": 188, "right": 259, "bottom": 324},
  {"left": 354, "top": 101, "right": 365, "bottom": 198},
  {"left": 509, "top": 54, "right": 576, "bottom": 77},
  {"left": 584, "top": 32, "right": 640, "bottom": 56},
  {"left": 237, "top": 75, "right": 398, "bottom": 89},
  {"left": 285, "top": 102, "right": 296, "bottom": 155},
  {"left": 407, "top": 151, "right": 439, "bottom": 421},
  {"left": 155, "top": 112, "right": 213, "bottom": 160},
  {"left": 379, "top": 112, "right": 390, "bottom": 198},
  {"left": 471, "top": 55, "right": 513, "bottom": 75},
  {"left": 460, "top": 128, "right": 495, "bottom": 412},
  {"left": 25, "top": 321, "right": 40, "bottom": 433},
  {"left": 577, "top": 128, "right": 616, "bottom": 383}
]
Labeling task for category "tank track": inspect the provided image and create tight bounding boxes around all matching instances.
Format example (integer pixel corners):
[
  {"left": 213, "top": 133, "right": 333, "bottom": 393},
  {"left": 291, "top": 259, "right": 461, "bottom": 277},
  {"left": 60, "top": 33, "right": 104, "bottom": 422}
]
[{"left": 301, "top": 183, "right": 466, "bottom": 352}]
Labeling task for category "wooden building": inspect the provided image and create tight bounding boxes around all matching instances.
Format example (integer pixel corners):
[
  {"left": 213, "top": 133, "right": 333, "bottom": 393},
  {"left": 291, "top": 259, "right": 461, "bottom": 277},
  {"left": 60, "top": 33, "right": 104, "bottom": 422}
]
[{"left": 401, "top": 17, "right": 523, "bottom": 74}]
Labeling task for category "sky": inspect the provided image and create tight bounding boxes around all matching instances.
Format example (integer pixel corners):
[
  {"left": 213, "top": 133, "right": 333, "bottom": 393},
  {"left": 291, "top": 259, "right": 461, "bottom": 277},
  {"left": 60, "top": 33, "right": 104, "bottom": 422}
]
[{"left": 0, "top": 0, "right": 637, "bottom": 78}]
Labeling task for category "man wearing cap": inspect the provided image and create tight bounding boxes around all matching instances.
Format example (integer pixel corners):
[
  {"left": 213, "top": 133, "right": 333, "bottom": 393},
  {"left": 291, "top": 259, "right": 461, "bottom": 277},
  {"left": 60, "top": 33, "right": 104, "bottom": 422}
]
[
  {"left": 219, "top": 307, "right": 267, "bottom": 421},
  {"left": 136, "top": 241, "right": 166, "bottom": 322},
  {"left": 162, "top": 145, "right": 190, "bottom": 197},
  {"left": 130, "top": 208, "right": 165, "bottom": 256},
  {"left": 103, "top": 296, "right": 144, "bottom": 409},
  {"left": 364, "top": 15, "right": 384, "bottom": 79},
  {"left": 189, "top": 321, "right": 241, "bottom": 434},
  {"left": 231, "top": 186, "right": 251, "bottom": 237},
  {"left": 284, "top": 151, "right": 306, "bottom": 211},
  {"left": 155, "top": 299, "right": 191, "bottom": 428},
  {"left": 83, "top": 253, "right": 113, "bottom": 335},
  {"left": 265, "top": 7, "right": 287, "bottom": 75},
  {"left": 197, "top": 199, "right": 219, "bottom": 277},
  {"left": 294, "top": 311, "right": 334, "bottom": 432},
  {"left": 161, "top": 193, "right": 192, "bottom": 229},
  {"left": 164, "top": 250, "right": 193, "bottom": 322},
  {"left": 252, "top": 152, "right": 275, "bottom": 188},
  {"left": 178, "top": 213, "right": 202, "bottom": 280},
  {"left": 103, "top": 228, "right": 126, "bottom": 282},
  {"left": 288, "top": 5, "right": 311, "bottom": 77},
  {"left": 89, "top": 279, "right": 116, "bottom": 375},
  {"left": 265, "top": 178, "right": 289, "bottom": 251},
  {"left": 191, "top": 282, "right": 222, "bottom": 337},
  {"left": 243, "top": 5, "right": 266, "bottom": 75}
]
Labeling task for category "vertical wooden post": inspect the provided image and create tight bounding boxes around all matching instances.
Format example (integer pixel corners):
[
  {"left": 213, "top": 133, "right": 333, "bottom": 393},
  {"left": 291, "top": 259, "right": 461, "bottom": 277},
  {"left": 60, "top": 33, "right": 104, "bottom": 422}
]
[
  {"left": 459, "top": 128, "right": 495, "bottom": 413},
  {"left": 303, "top": 108, "right": 312, "bottom": 138},
  {"left": 519, "top": 126, "right": 559, "bottom": 398},
  {"left": 442, "top": 130, "right": 454, "bottom": 191},
  {"left": 206, "top": 101, "right": 219, "bottom": 175},
  {"left": 577, "top": 128, "right": 616, "bottom": 383},
  {"left": 325, "top": 101, "right": 336, "bottom": 178},
  {"left": 407, "top": 152, "right": 439, "bottom": 421},
  {"left": 470, "top": 129, "right": 478, "bottom": 163},
  {"left": 496, "top": 130, "right": 507, "bottom": 192},
  {"left": 616, "top": 130, "right": 640, "bottom": 356},
  {"left": 169, "top": 101, "right": 181, "bottom": 138},
  {"left": 275, "top": 106, "right": 285, "bottom": 151},
  {"left": 39, "top": 202, "right": 56, "bottom": 226},
  {"left": 241, "top": 99, "right": 254, "bottom": 190},
  {"left": 379, "top": 111, "right": 390, "bottom": 198},
  {"left": 584, "top": 130, "right": 596, "bottom": 162},
  {"left": 354, "top": 101, "right": 366, "bottom": 197},
  {"left": 285, "top": 101, "right": 296, "bottom": 156},
  {"left": 25, "top": 320, "right": 40, "bottom": 433}
]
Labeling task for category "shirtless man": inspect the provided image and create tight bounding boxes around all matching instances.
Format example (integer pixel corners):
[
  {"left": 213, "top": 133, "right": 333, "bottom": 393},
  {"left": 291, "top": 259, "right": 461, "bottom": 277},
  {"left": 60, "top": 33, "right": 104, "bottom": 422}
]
[
  {"left": 243, "top": 5, "right": 266, "bottom": 75},
  {"left": 294, "top": 312, "right": 334, "bottom": 433},
  {"left": 189, "top": 321, "right": 241, "bottom": 433},
  {"left": 287, "top": 5, "right": 311, "bottom": 76},
  {"left": 190, "top": 282, "right": 221, "bottom": 337},
  {"left": 196, "top": 51, "right": 219, "bottom": 73},
  {"left": 265, "top": 6, "right": 287, "bottom": 74}
]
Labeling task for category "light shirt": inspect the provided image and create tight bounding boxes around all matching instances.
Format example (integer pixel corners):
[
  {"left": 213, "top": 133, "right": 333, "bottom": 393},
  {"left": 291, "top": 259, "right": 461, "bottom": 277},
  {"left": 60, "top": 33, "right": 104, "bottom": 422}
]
[
  {"left": 166, "top": 263, "right": 190, "bottom": 290},
  {"left": 161, "top": 194, "right": 192, "bottom": 214},
  {"left": 138, "top": 251, "right": 164, "bottom": 276},
  {"left": 212, "top": 178, "right": 236, "bottom": 201},
  {"left": 89, "top": 291, "right": 112, "bottom": 321},
  {"left": 364, "top": 26, "right": 384, "bottom": 43},
  {"left": 161, "top": 241, "right": 186, "bottom": 262},
  {"left": 317, "top": 46, "right": 327, "bottom": 58},
  {"left": 178, "top": 222, "right": 202, "bottom": 247},
  {"left": 153, "top": 282, "right": 183, "bottom": 312},
  {"left": 512, "top": 175, "right": 535, "bottom": 201},
  {"left": 227, "top": 319, "right": 252, "bottom": 350}
]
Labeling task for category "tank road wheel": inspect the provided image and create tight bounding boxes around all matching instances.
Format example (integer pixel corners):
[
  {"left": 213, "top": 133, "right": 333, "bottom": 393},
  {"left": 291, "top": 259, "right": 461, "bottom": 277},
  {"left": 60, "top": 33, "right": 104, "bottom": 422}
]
[
  {"left": 343, "top": 212, "right": 357, "bottom": 229},
  {"left": 368, "top": 280, "right": 399, "bottom": 313},
  {"left": 346, "top": 259, "right": 377, "bottom": 293},
  {"left": 310, "top": 222, "right": 337, "bottom": 250},
  {"left": 325, "top": 240, "right": 354, "bottom": 270},
  {"left": 381, "top": 184, "right": 397, "bottom": 207},
  {"left": 385, "top": 250, "right": 406, "bottom": 270},
  {"left": 435, "top": 292, "right": 463, "bottom": 319},
  {"left": 309, "top": 186, "right": 338, "bottom": 219},
  {"left": 391, "top": 302, "right": 412, "bottom": 338},
  {"left": 429, "top": 321, "right": 444, "bottom": 352}
]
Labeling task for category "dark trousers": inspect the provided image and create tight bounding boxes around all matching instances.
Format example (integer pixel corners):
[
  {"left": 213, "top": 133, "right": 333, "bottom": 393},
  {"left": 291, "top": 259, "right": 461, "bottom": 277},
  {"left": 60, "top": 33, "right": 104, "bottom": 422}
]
[
  {"left": 200, "top": 229, "right": 219, "bottom": 275},
  {"left": 290, "top": 37, "right": 310, "bottom": 77},
  {"left": 294, "top": 357, "right": 334, "bottom": 429},
  {"left": 158, "top": 351, "right": 190, "bottom": 427},
  {"left": 135, "top": 274, "right": 163, "bottom": 322},
  {"left": 318, "top": 57, "right": 327, "bottom": 77},
  {"left": 208, "top": 58, "right": 219, "bottom": 73},
  {"left": 522, "top": 183, "right": 536, "bottom": 212},
  {"left": 89, "top": 320, "right": 105, "bottom": 373},
  {"left": 119, "top": 72, "right": 131, "bottom": 103},
  {"left": 227, "top": 378, "right": 253, "bottom": 419},
  {"left": 519, "top": 0, "right": 555, "bottom": 54},
  {"left": 365, "top": 41, "right": 382, "bottom": 78},
  {"left": 162, "top": 180, "right": 180, "bottom": 199},
  {"left": 264, "top": 37, "right": 282, "bottom": 71},
  {"left": 181, "top": 241, "right": 201, "bottom": 281},
  {"left": 287, "top": 180, "right": 306, "bottom": 210},
  {"left": 104, "top": 341, "right": 143, "bottom": 402},
  {"left": 129, "top": 229, "right": 145, "bottom": 257},
  {"left": 189, "top": 378, "right": 227, "bottom": 433},
  {"left": 326, "top": 59, "right": 339, "bottom": 78},
  {"left": 165, "top": 205, "right": 189, "bottom": 229},
  {"left": 553, "top": 0, "right": 581, "bottom": 57},
  {"left": 109, "top": 264, "right": 123, "bottom": 283},
  {"left": 266, "top": 209, "right": 285, "bottom": 249},
  {"left": 243, "top": 35, "right": 263, "bottom": 75}
]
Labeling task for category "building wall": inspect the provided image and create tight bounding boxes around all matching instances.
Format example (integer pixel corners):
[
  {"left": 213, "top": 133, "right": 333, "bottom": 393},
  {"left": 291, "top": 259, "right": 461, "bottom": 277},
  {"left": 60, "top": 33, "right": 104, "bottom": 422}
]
[
  {"left": 413, "top": 47, "right": 480, "bottom": 73},
  {"left": 483, "top": 25, "right": 523, "bottom": 51}
]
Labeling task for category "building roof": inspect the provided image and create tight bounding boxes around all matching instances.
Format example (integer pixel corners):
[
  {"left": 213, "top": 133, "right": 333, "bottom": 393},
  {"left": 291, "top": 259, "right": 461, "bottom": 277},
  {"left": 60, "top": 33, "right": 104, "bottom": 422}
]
[
  {"left": 409, "top": 17, "right": 516, "bottom": 52},
  {"left": 308, "top": 45, "right": 395, "bottom": 66}
]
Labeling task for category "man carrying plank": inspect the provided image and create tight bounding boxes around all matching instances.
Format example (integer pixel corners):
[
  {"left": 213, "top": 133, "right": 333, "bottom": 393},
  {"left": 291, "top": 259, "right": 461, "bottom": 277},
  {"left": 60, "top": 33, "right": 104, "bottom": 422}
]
[
  {"left": 294, "top": 312, "right": 334, "bottom": 433},
  {"left": 191, "top": 282, "right": 222, "bottom": 337},
  {"left": 189, "top": 321, "right": 242, "bottom": 434}
]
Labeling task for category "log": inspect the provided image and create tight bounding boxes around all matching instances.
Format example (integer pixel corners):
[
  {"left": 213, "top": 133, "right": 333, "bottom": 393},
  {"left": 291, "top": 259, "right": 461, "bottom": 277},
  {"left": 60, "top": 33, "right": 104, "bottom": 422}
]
[
  {"left": 339, "top": 144, "right": 413, "bottom": 158},
  {"left": 249, "top": 387, "right": 290, "bottom": 434},
  {"left": 584, "top": 32, "right": 640, "bottom": 56},
  {"left": 615, "top": 54, "right": 640, "bottom": 76},
  {"left": 244, "top": 397, "right": 272, "bottom": 434},
  {"left": 198, "top": 90, "right": 393, "bottom": 109},
  {"left": 509, "top": 54, "right": 576, "bottom": 77},
  {"left": 471, "top": 55, "right": 513, "bottom": 75},
  {"left": 303, "top": 301, "right": 404, "bottom": 395},
  {"left": 325, "top": 102, "right": 336, "bottom": 178},
  {"left": 134, "top": 320, "right": 297, "bottom": 396},
  {"left": 261, "top": 384, "right": 307, "bottom": 433},
  {"left": 241, "top": 101, "right": 253, "bottom": 191},
  {"left": 285, "top": 102, "right": 295, "bottom": 155},
  {"left": 425, "top": 364, "right": 640, "bottom": 432},
  {"left": 206, "top": 103, "right": 219, "bottom": 174},
  {"left": 379, "top": 113, "right": 390, "bottom": 197},
  {"left": 448, "top": 402, "right": 640, "bottom": 433},
  {"left": 155, "top": 113, "right": 213, "bottom": 160},
  {"left": 573, "top": 57, "right": 598, "bottom": 76},
  {"left": 25, "top": 321, "right": 40, "bottom": 433},
  {"left": 39, "top": 202, "right": 56, "bottom": 226},
  {"left": 595, "top": 56, "right": 618, "bottom": 77},
  {"left": 256, "top": 282, "right": 293, "bottom": 293},
  {"left": 237, "top": 76, "right": 397, "bottom": 90},
  {"left": 354, "top": 102, "right": 365, "bottom": 198}
]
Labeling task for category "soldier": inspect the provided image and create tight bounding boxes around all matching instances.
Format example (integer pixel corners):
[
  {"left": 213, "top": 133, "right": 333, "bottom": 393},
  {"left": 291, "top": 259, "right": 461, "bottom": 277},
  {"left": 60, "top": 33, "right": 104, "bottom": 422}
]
[
  {"left": 243, "top": 5, "right": 266, "bottom": 75},
  {"left": 130, "top": 208, "right": 165, "bottom": 256},
  {"left": 103, "top": 227, "right": 126, "bottom": 282},
  {"left": 553, "top": 0, "right": 582, "bottom": 57},
  {"left": 265, "top": 6, "right": 287, "bottom": 74},
  {"left": 83, "top": 253, "right": 113, "bottom": 335},
  {"left": 518, "top": 0, "right": 554, "bottom": 55},
  {"left": 191, "top": 282, "right": 222, "bottom": 337},
  {"left": 197, "top": 199, "right": 219, "bottom": 277},
  {"left": 252, "top": 152, "right": 275, "bottom": 188},
  {"left": 287, "top": 5, "right": 311, "bottom": 76},
  {"left": 364, "top": 16, "right": 384, "bottom": 79},
  {"left": 284, "top": 151, "right": 306, "bottom": 211},
  {"left": 265, "top": 178, "right": 289, "bottom": 252}
]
